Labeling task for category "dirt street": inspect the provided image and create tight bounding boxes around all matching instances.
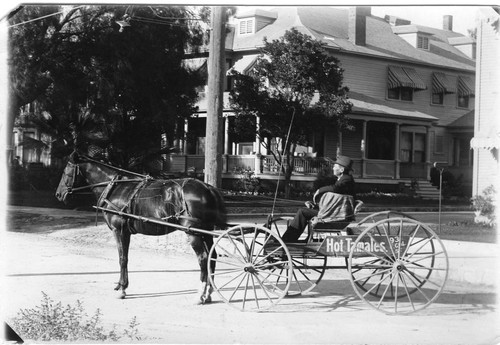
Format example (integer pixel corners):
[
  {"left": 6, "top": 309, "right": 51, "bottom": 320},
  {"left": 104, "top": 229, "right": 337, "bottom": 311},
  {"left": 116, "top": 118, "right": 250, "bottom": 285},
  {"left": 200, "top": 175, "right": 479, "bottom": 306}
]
[{"left": 1, "top": 211, "right": 499, "bottom": 344}]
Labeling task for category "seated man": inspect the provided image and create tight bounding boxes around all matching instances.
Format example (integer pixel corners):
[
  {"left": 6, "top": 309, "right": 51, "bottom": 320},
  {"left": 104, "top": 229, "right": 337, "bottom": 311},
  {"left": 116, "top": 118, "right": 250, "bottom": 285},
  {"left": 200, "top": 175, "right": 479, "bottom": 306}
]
[{"left": 281, "top": 155, "right": 356, "bottom": 242}]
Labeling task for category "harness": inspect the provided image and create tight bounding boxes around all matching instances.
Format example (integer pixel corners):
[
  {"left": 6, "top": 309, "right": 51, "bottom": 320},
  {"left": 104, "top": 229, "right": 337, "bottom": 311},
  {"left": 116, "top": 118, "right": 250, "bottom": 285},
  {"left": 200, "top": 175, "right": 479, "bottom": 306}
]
[{"left": 64, "top": 155, "right": 200, "bottom": 234}]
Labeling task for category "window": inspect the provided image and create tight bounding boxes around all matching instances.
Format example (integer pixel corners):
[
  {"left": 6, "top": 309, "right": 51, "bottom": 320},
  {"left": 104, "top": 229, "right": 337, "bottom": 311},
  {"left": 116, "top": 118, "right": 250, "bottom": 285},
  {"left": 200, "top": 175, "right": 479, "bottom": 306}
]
[
  {"left": 432, "top": 92, "right": 444, "bottom": 105},
  {"left": 458, "top": 94, "right": 469, "bottom": 108},
  {"left": 400, "top": 132, "right": 426, "bottom": 163},
  {"left": 417, "top": 35, "right": 429, "bottom": 50},
  {"left": 237, "top": 143, "right": 254, "bottom": 155},
  {"left": 239, "top": 19, "right": 254, "bottom": 34},
  {"left": 388, "top": 87, "right": 413, "bottom": 101}
]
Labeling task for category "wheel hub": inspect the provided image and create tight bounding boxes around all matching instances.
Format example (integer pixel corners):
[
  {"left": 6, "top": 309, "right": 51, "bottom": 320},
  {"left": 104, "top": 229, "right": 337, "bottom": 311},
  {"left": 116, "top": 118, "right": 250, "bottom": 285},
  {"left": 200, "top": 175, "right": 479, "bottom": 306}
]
[
  {"left": 394, "top": 260, "right": 405, "bottom": 271},
  {"left": 244, "top": 263, "right": 256, "bottom": 274}
]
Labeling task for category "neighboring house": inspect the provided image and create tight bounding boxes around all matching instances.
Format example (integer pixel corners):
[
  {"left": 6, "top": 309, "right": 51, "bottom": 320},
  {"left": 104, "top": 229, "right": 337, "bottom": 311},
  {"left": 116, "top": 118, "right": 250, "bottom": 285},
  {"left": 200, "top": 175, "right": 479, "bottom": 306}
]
[
  {"left": 12, "top": 104, "right": 53, "bottom": 167},
  {"left": 471, "top": 7, "right": 499, "bottom": 197},
  {"left": 169, "top": 6, "right": 476, "bottom": 194}
]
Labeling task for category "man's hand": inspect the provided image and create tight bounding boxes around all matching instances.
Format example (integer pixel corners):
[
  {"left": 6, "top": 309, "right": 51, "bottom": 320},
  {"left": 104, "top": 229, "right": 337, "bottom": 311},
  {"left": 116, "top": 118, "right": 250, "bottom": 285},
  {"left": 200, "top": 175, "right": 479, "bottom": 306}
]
[{"left": 305, "top": 201, "right": 315, "bottom": 209}]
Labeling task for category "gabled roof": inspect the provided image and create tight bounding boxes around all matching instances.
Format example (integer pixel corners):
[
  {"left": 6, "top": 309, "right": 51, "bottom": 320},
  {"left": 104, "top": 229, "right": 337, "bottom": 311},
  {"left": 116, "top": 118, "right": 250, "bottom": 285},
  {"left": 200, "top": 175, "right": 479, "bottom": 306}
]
[
  {"left": 448, "top": 110, "right": 474, "bottom": 128},
  {"left": 348, "top": 91, "right": 438, "bottom": 122},
  {"left": 228, "top": 7, "right": 475, "bottom": 72}
]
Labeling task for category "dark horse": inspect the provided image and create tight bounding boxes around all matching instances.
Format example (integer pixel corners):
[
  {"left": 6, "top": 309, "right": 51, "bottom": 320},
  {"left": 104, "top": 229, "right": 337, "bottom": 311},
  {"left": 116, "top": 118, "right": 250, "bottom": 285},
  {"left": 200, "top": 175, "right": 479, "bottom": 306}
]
[{"left": 55, "top": 151, "right": 227, "bottom": 303}]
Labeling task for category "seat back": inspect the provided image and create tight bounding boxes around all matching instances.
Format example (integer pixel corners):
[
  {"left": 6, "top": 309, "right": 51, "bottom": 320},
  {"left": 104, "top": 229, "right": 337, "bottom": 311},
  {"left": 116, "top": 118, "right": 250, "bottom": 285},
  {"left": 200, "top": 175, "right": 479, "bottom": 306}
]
[{"left": 307, "top": 198, "right": 364, "bottom": 242}]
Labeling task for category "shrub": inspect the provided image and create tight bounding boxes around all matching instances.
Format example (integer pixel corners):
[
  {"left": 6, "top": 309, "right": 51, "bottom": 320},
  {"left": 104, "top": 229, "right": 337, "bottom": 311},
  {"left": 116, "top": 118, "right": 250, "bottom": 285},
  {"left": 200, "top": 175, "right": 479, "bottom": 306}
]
[
  {"left": 471, "top": 185, "right": 496, "bottom": 226},
  {"left": 233, "top": 167, "right": 261, "bottom": 194},
  {"left": 10, "top": 292, "right": 142, "bottom": 342}
]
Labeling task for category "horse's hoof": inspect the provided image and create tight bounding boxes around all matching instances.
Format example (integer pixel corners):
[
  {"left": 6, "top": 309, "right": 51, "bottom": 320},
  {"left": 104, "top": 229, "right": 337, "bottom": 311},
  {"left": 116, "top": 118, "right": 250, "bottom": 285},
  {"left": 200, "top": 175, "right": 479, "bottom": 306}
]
[
  {"left": 115, "top": 290, "right": 126, "bottom": 299},
  {"left": 194, "top": 295, "right": 211, "bottom": 305}
]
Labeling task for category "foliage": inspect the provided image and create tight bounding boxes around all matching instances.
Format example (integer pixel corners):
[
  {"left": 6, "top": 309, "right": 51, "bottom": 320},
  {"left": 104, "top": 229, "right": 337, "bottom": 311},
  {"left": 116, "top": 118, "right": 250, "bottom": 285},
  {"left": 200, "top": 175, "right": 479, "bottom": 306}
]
[
  {"left": 229, "top": 28, "right": 353, "bottom": 197},
  {"left": 471, "top": 185, "right": 496, "bottom": 226},
  {"left": 8, "top": 5, "right": 209, "bottom": 172},
  {"left": 233, "top": 166, "right": 261, "bottom": 193},
  {"left": 10, "top": 292, "right": 142, "bottom": 342}
]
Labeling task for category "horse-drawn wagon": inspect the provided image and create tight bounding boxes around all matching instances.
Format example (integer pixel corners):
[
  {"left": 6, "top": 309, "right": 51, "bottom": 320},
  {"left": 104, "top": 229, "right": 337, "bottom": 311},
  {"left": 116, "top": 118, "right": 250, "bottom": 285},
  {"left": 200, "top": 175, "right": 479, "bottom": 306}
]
[{"left": 56, "top": 151, "right": 449, "bottom": 315}]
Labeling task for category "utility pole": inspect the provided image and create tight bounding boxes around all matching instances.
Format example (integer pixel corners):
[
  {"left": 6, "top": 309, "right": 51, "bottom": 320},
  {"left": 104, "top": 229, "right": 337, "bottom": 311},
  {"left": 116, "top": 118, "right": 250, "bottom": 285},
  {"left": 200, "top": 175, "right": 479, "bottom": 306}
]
[{"left": 204, "top": 6, "right": 226, "bottom": 188}]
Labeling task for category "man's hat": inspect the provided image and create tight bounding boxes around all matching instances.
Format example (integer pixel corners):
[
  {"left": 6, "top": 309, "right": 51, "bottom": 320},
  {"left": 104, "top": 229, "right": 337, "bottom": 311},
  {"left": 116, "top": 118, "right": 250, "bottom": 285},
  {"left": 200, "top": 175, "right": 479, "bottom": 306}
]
[{"left": 335, "top": 155, "right": 353, "bottom": 170}]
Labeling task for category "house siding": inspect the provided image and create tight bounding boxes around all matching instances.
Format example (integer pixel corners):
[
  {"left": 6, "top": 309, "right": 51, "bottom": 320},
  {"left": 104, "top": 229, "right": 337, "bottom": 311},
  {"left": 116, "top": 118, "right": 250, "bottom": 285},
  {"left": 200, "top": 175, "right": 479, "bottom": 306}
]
[
  {"left": 472, "top": 8, "right": 499, "bottom": 196},
  {"left": 336, "top": 53, "right": 474, "bottom": 127}
]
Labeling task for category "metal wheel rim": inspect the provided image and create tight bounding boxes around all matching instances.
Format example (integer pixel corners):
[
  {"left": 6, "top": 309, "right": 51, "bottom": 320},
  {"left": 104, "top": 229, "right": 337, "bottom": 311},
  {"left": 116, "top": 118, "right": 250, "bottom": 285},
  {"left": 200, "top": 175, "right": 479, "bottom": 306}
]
[
  {"left": 348, "top": 217, "right": 449, "bottom": 315},
  {"left": 208, "top": 224, "right": 293, "bottom": 311}
]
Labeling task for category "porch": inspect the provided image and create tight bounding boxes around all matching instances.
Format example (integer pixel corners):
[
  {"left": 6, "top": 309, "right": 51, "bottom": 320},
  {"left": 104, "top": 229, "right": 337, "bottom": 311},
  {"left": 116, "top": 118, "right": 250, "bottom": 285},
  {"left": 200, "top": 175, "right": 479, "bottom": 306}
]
[{"left": 164, "top": 154, "right": 432, "bottom": 181}]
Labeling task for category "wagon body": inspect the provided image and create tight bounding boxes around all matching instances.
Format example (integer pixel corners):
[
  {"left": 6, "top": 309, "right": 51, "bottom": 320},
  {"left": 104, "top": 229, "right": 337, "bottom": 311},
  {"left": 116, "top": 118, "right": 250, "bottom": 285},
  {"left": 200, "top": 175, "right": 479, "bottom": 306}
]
[{"left": 95, "top": 206, "right": 449, "bottom": 315}]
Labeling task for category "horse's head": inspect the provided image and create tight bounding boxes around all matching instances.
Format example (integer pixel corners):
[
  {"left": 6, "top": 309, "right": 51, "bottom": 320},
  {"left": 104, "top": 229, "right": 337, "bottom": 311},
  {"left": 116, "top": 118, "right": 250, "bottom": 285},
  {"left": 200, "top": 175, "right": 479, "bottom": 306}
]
[{"left": 55, "top": 151, "right": 85, "bottom": 203}]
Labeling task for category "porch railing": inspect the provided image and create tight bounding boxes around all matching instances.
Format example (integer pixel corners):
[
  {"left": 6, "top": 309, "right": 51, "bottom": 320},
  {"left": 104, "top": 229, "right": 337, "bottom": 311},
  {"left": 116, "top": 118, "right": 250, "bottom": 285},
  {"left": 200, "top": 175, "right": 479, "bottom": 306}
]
[
  {"left": 261, "top": 155, "right": 334, "bottom": 175},
  {"left": 166, "top": 154, "right": 335, "bottom": 176}
]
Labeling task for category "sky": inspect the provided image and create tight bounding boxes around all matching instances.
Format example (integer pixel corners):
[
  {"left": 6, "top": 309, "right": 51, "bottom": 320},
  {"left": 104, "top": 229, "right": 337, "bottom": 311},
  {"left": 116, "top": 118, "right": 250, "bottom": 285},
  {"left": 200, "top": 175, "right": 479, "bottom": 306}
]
[{"left": 0, "top": 2, "right": 494, "bottom": 36}]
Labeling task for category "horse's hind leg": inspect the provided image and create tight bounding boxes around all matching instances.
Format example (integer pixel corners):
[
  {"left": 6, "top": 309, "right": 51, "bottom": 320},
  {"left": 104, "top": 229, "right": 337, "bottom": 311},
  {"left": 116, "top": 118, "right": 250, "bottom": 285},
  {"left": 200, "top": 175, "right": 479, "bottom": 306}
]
[
  {"left": 111, "top": 224, "right": 131, "bottom": 299},
  {"left": 188, "top": 234, "right": 215, "bottom": 304}
]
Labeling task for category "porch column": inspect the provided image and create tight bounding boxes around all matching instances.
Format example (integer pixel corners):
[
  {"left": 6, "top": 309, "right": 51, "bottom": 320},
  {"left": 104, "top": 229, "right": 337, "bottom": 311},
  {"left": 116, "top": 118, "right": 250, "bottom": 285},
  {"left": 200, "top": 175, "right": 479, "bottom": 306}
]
[
  {"left": 255, "top": 115, "right": 261, "bottom": 155},
  {"left": 426, "top": 125, "right": 432, "bottom": 180},
  {"left": 183, "top": 119, "right": 189, "bottom": 155},
  {"left": 394, "top": 123, "right": 400, "bottom": 179},
  {"left": 254, "top": 115, "right": 262, "bottom": 174},
  {"left": 361, "top": 120, "right": 367, "bottom": 178},
  {"left": 224, "top": 115, "right": 230, "bottom": 154},
  {"left": 223, "top": 115, "right": 230, "bottom": 173}
]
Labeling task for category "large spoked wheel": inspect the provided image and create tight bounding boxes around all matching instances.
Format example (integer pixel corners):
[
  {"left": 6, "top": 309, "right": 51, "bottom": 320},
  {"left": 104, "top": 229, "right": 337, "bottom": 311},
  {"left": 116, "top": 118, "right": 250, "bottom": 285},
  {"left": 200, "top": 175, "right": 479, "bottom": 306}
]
[
  {"left": 264, "top": 216, "right": 327, "bottom": 296},
  {"left": 208, "top": 224, "right": 293, "bottom": 311},
  {"left": 345, "top": 210, "right": 417, "bottom": 267},
  {"left": 348, "top": 217, "right": 449, "bottom": 314},
  {"left": 356, "top": 211, "right": 416, "bottom": 228}
]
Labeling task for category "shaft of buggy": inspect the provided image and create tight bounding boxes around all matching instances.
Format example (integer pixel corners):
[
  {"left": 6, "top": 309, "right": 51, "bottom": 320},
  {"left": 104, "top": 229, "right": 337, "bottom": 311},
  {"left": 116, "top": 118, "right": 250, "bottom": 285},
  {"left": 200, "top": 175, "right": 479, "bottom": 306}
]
[{"left": 93, "top": 206, "right": 222, "bottom": 237}]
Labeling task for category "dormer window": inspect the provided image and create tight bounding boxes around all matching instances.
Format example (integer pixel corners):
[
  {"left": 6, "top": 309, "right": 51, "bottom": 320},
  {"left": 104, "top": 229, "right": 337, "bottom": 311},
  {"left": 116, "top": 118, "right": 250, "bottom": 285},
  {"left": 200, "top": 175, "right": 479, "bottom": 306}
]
[
  {"left": 239, "top": 19, "right": 254, "bottom": 35},
  {"left": 417, "top": 35, "right": 429, "bottom": 50}
]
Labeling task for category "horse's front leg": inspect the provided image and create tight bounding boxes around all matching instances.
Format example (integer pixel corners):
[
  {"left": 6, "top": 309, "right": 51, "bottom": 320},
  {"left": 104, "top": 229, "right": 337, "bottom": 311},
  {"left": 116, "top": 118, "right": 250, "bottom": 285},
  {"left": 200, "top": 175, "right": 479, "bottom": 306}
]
[
  {"left": 111, "top": 222, "right": 131, "bottom": 299},
  {"left": 188, "top": 234, "right": 215, "bottom": 304}
]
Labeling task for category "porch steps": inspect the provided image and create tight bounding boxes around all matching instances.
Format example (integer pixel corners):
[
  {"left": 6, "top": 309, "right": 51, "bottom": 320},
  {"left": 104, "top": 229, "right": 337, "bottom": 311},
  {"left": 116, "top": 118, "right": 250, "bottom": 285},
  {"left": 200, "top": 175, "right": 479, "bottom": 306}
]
[{"left": 415, "top": 180, "right": 441, "bottom": 200}]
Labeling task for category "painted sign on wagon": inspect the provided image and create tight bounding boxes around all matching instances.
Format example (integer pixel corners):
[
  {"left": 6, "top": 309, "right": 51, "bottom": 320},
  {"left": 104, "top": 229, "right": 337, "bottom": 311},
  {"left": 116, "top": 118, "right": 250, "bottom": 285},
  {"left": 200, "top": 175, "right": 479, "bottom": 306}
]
[{"left": 318, "top": 235, "right": 409, "bottom": 257}]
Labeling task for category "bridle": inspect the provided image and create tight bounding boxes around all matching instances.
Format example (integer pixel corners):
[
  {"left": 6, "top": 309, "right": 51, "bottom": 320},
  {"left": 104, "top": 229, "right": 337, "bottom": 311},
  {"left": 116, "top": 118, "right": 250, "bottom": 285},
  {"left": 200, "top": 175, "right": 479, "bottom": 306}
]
[{"left": 62, "top": 153, "right": 150, "bottom": 196}]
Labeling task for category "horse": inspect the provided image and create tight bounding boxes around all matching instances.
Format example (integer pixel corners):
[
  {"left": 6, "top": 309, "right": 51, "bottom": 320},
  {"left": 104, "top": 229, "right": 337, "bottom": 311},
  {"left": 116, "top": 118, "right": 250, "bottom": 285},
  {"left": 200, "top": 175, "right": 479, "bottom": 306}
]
[{"left": 55, "top": 150, "right": 227, "bottom": 304}]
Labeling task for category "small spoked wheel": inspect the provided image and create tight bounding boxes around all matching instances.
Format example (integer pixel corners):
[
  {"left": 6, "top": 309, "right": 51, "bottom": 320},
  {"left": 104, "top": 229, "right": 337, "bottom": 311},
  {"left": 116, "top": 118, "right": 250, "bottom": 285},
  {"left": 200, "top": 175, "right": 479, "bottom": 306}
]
[
  {"left": 348, "top": 217, "right": 449, "bottom": 314},
  {"left": 208, "top": 224, "right": 293, "bottom": 311},
  {"left": 287, "top": 255, "right": 327, "bottom": 296},
  {"left": 264, "top": 216, "right": 326, "bottom": 295}
]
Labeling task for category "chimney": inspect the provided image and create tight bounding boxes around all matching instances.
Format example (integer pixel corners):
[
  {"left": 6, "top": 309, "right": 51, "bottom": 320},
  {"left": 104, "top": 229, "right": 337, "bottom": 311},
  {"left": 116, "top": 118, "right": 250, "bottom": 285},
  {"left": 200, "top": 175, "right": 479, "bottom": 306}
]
[
  {"left": 443, "top": 15, "right": 453, "bottom": 31},
  {"left": 348, "top": 7, "right": 371, "bottom": 46}
]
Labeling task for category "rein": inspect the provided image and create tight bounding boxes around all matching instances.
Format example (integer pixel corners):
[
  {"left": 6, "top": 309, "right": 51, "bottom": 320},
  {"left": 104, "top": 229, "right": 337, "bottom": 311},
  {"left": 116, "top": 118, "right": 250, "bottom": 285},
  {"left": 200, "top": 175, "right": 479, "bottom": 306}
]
[{"left": 65, "top": 155, "right": 152, "bottom": 195}]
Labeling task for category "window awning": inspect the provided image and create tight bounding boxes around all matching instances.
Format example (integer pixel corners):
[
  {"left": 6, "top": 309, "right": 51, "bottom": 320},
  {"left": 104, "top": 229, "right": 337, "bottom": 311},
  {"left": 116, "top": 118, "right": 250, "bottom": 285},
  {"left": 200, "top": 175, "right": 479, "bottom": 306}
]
[
  {"left": 458, "top": 76, "right": 475, "bottom": 96},
  {"left": 227, "top": 55, "right": 259, "bottom": 76},
  {"left": 432, "top": 72, "right": 456, "bottom": 94},
  {"left": 388, "top": 66, "right": 427, "bottom": 90}
]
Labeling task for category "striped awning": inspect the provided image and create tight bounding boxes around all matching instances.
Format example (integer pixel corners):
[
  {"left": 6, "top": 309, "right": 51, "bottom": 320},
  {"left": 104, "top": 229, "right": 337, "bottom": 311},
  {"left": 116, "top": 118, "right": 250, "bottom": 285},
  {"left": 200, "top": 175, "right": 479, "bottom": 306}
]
[
  {"left": 388, "top": 66, "right": 427, "bottom": 90},
  {"left": 458, "top": 76, "right": 475, "bottom": 96},
  {"left": 432, "top": 72, "right": 456, "bottom": 94}
]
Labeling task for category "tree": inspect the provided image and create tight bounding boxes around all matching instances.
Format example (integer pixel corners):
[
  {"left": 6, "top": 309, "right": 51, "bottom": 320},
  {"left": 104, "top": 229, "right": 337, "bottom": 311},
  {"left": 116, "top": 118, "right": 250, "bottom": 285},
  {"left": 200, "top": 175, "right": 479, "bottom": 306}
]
[
  {"left": 8, "top": 5, "right": 209, "bottom": 173},
  {"left": 229, "top": 28, "right": 353, "bottom": 197}
]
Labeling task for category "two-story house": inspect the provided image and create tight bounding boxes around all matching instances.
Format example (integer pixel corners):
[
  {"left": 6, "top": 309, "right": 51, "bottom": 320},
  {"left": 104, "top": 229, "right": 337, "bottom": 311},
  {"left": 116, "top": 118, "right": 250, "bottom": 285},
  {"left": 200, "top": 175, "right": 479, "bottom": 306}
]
[{"left": 168, "top": 6, "right": 476, "bottom": 195}]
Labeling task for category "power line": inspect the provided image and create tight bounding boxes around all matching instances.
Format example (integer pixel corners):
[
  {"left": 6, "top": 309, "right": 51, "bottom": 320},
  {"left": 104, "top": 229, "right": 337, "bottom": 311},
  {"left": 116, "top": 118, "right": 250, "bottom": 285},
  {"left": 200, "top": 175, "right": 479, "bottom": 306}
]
[{"left": 8, "top": 6, "right": 84, "bottom": 28}]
